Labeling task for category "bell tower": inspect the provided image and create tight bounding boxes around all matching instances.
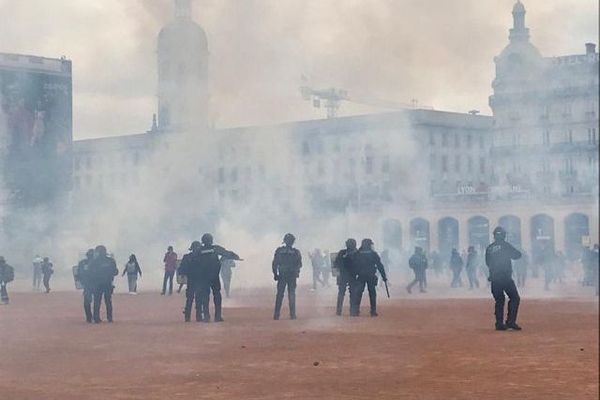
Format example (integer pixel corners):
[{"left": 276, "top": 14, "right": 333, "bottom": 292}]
[{"left": 157, "top": 0, "right": 209, "bottom": 132}]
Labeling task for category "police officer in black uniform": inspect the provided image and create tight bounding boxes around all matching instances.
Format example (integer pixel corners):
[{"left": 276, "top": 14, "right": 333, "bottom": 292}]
[
  {"left": 90, "top": 245, "right": 119, "bottom": 323},
  {"left": 75, "top": 249, "right": 95, "bottom": 323},
  {"left": 179, "top": 241, "right": 205, "bottom": 322},
  {"left": 272, "top": 233, "right": 302, "bottom": 320},
  {"left": 334, "top": 238, "right": 358, "bottom": 316},
  {"left": 485, "top": 226, "right": 523, "bottom": 331},
  {"left": 351, "top": 239, "right": 387, "bottom": 317},
  {"left": 198, "top": 233, "right": 241, "bottom": 323}
]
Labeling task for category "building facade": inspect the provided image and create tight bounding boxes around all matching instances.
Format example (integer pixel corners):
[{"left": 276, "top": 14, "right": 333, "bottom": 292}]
[{"left": 67, "top": 1, "right": 598, "bottom": 259}]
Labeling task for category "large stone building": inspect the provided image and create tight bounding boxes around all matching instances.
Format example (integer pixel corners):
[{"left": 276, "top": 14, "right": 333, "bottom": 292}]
[{"left": 68, "top": 1, "right": 598, "bottom": 260}]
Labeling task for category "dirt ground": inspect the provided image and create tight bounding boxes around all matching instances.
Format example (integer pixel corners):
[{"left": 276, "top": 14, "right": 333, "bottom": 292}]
[{"left": 0, "top": 287, "right": 597, "bottom": 400}]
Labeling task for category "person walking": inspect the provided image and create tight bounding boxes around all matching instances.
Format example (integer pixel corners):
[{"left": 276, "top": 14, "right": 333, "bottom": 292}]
[
  {"left": 406, "top": 247, "right": 428, "bottom": 294},
  {"left": 41, "top": 257, "right": 54, "bottom": 293},
  {"left": 450, "top": 249, "right": 464, "bottom": 288},
  {"left": 162, "top": 246, "right": 177, "bottom": 295},
  {"left": 465, "top": 246, "right": 480, "bottom": 289},
  {"left": 32, "top": 255, "right": 43, "bottom": 291},
  {"left": 122, "top": 254, "right": 142, "bottom": 294},
  {"left": 0, "top": 257, "right": 15, "bottom": 305}
]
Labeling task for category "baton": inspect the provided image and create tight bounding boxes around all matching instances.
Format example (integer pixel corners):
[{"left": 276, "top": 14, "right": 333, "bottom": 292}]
[{"left": 384, "top": 280, "right": 390, "bottom": 298}]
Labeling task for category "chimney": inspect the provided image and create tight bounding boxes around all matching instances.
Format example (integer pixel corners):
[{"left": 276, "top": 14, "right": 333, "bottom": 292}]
[{"left": 585, "top": 43, "right": 596, "bottom": 55}]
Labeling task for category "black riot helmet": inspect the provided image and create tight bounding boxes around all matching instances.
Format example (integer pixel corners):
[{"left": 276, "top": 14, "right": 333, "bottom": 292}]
[
  {"left": 283, "top": 233, "right": 296, "bottom": 246},
  {"left": 86, "top": 249, "right": 94, "bottom": 259},
  {"left": 493, "top": 226, "right": 507, "bottom": 242},
  {"left": 345, "top": 238, "right": 357, "bottom": 250},
  {"left": 95, "top": 245, "right": 107, "bottom": 257},
  {"left": 189, "top": 240, "right": 202, "bottom": 251},
  {"left": 361, "top": 238, "right": 374, "bottom": 249},
  {"left": 201, "top": 233, "right": 214, "bottom": 246}
]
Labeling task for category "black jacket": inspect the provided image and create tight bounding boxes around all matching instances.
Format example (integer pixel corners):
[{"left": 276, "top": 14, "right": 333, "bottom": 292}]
[
  {"left": 409, "top": 253, "right": 428, "bottom": 271},
  {"left": 485, "top": 240, "right": 522, "bottom": 281},
  {"left": 272, "top": 246, "right": 302, "bottom": 277},
  {"left": 89, "top": 256, "right": 118, "bottom": 287},
  {"left": 354, "top": 247, "right": 387, "bottom": 280},
  {"left": 334, "top": 248, "right": 357, "bottom": 276},
  {"left": 180, "top": 245, "right": 240, "bottom": 284}
]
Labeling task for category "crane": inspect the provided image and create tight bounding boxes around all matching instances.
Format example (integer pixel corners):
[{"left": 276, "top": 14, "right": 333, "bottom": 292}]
[{"left": 300, "top": 78, "right": 433, "bottom": 119}]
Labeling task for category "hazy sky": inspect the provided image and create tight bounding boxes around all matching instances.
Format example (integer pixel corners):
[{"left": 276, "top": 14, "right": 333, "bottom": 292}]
[{"left": 0, "top": 0, "right": 597, "bottom": 139}]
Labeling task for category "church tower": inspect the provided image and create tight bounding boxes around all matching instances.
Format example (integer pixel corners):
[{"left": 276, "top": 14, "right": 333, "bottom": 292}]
[{"left": 157, "top": 0, "right": 209, "bottom": 132}]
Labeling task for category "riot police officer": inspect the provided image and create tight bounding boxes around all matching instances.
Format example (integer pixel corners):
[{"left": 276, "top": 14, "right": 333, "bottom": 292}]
[
  {"left": 351, "top": 239, "right": 387, "bottom": 317},
  {"left": 179, "top": 241, "right": 205, "bottom": 322},
  {"left": 334, "top": 238, "right": 358, "bottom": 316},
  {"left": 198, "top": 233, "right": 241, "bottom": 322},
  {"left": 485, "top": 226, "right": 523, "bottom": 331},
  {"left": 90, "top": 245, "right": 119, "bottom": 323},
  {"left": 75, "top": 249, "right": 95, "bottom": 322},
  {"left": 272, "top": 233, "right": 302, "bottom": 320}
]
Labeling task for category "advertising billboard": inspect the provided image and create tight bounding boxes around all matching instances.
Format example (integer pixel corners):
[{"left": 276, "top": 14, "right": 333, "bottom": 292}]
[{"left": 0, "top": 54, "right": 72, "bottom": 206}]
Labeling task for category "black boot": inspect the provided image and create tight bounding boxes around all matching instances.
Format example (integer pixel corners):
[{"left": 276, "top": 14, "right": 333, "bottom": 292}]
[
  {"left": 506, "top": 322, "right": 522, "bottom": 331},
  {"left": 495, "top": 322, "right": 507, "bottom": 331}
]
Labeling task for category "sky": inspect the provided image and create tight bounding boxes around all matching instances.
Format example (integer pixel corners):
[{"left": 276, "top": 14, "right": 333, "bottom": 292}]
[{"left": 0, "top": 0, "right": 597, "bottom": 139}]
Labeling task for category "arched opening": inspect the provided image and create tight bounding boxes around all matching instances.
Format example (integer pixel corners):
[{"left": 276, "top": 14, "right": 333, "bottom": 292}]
[
  {"left": 410, "top": 218, "right": 430, "bottom": 253},
  {"left": 531, "top": 214, "right": 555, "bottom": 266},
  {"left": 498, "top": 215, "right": 522, "bottom": 249},
  {"left": 438, "top": 217, "right": 459, "bottom": 258},
  {"left": 565, "top": 213, "right": 589, "bottom": 260},
  {"left": 382, "top": 219, "right": 402, "bottom": 251},
  {"left": 468, "top": 216, "right": 490, "bottom": 253}
]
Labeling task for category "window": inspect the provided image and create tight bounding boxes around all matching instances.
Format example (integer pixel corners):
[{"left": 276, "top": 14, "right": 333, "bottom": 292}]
[
  {"left": 543, "top": 130, "right": 550, "bottom": 145},
  {"left": 589, "top": 128, "right": 597, "bottom": 144},
  {"left": 302, "top": 141, "right": 310, "bottom": 156},
  {"left": 86, "top": 156, "right": 92, "bottom": 169},
  {"left": 74, "top": 157, "right": 80, "bottom": 170},
  {"left": 442, "top": 132, "right": 448, "bottom": 146},
  {"left": 429, "top": 154, "right": 436, "bottom": 170},
  {"left": 479, "top": 157, "right": 486, "bottom": 174},
  {"left": 479, "top": 136, "right": 484, "bottom": 149},
  {"left": 230, "top": 168, "right": 238, "bottom": 183},
  {"left": 455, "top": 155, "right": 461, "bottom": 173},
  {"left": 467, "top": 156, "right": 473, "bottom": 173},
  {"left": 455, "top": 134, "right": 460, "bottom": 148},
  {"left": 382, "top": 156, "right": 390, "bottom": 173},
  {"left": 133, "top": 152, "right": 140, "bottom": 166},
  {"left": 218, "top": 168, "right": 225, "bottom": 183},
  {"left": 429, "top": 132, "right": 435, "bottom": 146},
  {"left": 365, "top": 157, "right": 373, "bottom": 174},
  {"left": 568, "top": 130, "right": 573, "bottom": 143},
  {"left": 467, "top": 134, "right": 472, "bottom": 149},
  {"left": 442, "top": 155, "right": 448, "bottom": 173},
  {"left": 318, "top": 161, "right": 325, "bottom": 175}
]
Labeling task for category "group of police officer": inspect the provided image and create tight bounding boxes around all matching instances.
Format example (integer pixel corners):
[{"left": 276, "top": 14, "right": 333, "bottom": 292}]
[
  {"left": 271, "top": 234, "right": 388, "bottom": 320},
  {"left": 68, "top": 225, "right": 524, "bottom": 330},
  {"left": 74, "top": 245, "right": 119, "bottom": 323},
  {"left": 262, "top": 226, "right": 522, "bottom": 329}
]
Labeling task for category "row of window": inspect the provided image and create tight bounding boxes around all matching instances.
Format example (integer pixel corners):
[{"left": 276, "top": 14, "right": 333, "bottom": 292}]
[
  {"left": 429, "top": 132, "right": 486, "bottom": 149},
  {"left": 73, "top": 172, "right": 140, "bottom": 190},
  {"left": 431, "top": 155, "right": 486, "bottom": 175},
  {"left": 73, "top": 152, "right": 140, "bottom": 171}
]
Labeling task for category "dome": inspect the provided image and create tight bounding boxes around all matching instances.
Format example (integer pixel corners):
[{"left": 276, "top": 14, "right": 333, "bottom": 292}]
[
  {"left": 158, "top": 19, "right": 208, "bottom": 54},
  {"left": 513, "top": 1, "right": 525, "bottom": 14}
]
